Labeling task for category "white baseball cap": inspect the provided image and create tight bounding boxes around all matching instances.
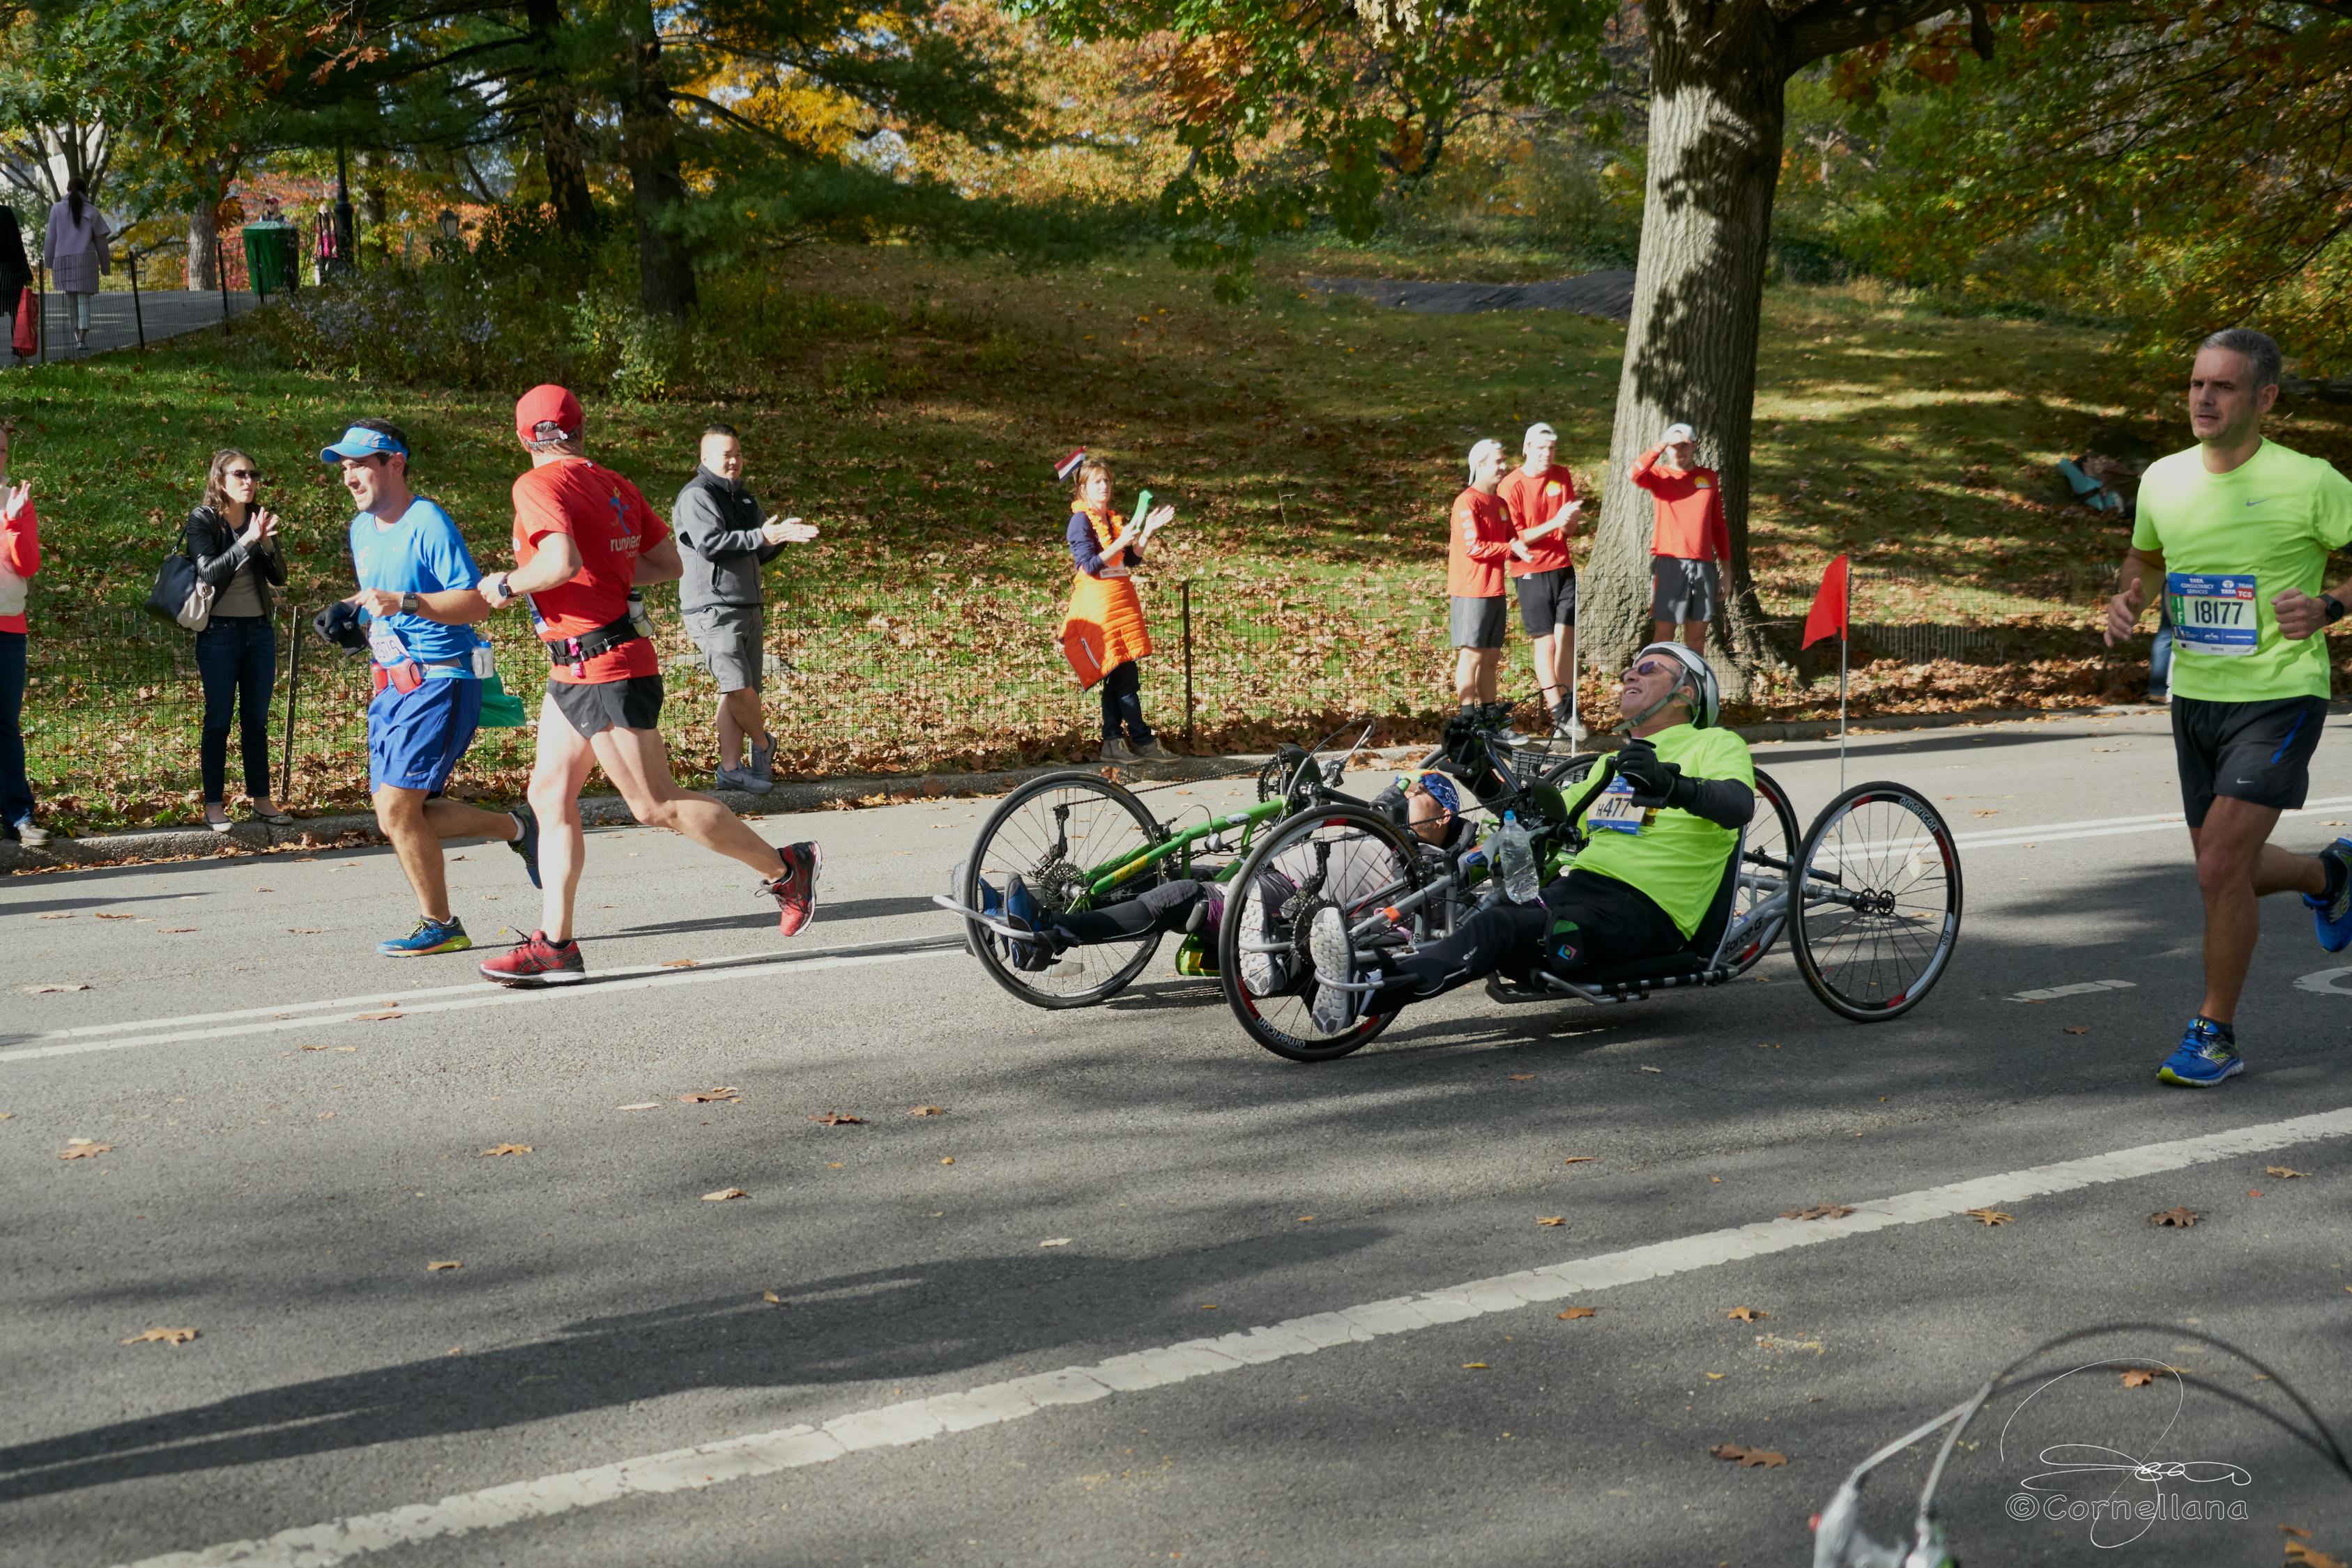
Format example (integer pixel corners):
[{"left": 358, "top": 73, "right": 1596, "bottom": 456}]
[
  {"left": 1522, "top": 422, "right": 1557, "bottom": 452},
  {"left": 1662, "top": 422, "right": 1696, "bottom": 447},
  {"left": 1467, "top": 438, "right": 1504, "bottom": 477}
]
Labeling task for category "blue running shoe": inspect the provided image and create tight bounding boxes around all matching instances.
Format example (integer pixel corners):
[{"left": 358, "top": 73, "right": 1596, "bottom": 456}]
[
  {"left": 2156, "top": 1018, "right": 2243, "bottom": 1087},
  {"left": 507, "top": 805, "right": 542, "bottom": 890},
  {"left": 381, "top": 916, "right": 471, "bottom": 958},
  {"left": 2304, "top": 837, "right": 2352, "bottom": 953}
]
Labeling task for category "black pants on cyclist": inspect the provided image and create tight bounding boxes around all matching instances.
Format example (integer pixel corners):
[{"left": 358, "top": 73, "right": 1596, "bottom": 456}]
[
  {"left": 1366, "top": 870, "right": 1685, "bottom": 1008},
  {"left": 1053, "top": 878, "right": 1212, "bottom": 944}
]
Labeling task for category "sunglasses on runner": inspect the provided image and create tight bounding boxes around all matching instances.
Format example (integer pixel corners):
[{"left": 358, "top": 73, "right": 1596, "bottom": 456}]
[{"left": 1624, "top": 658, "right": 1679, "bottom": 679}]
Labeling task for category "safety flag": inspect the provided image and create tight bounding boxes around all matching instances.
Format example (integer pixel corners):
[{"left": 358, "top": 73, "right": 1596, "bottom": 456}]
[{"left": 1801, "top": 553, "right": 1850, "bottom": 650}]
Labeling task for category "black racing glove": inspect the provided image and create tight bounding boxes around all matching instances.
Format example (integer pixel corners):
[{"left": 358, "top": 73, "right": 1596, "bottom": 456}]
[
  {"left": 1369, "top": 781, "right": 1410, "bottom": 831},
  {"left": 1612, "top": 737, "right": 1697, "bottom": 810},
  {"left": 314, "top": 600, "right": 369, "bottom": 652}
]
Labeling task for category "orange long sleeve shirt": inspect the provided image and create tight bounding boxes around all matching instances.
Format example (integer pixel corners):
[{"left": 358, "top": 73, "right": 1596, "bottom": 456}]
[
  {"left": 1629, "top": 447, "right": 1729, "bottom": 562},
  {"left": 1446, "top": 486, "right": 1513, "bottom": 598}
]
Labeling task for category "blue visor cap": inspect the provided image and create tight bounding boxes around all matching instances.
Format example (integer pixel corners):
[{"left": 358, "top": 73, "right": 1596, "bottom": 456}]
[
  {"left": 1398, "top": 769, "right": 1460, "bottom": 817},
  {"left": 319, "top": 425, "right": 407, "bottom": 464}
]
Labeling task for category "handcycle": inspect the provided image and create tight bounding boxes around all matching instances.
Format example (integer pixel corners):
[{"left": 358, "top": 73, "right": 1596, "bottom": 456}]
[
  {"left": 931, "top": 723, "right": 1399, "bottom": 1008},
  {"left": 1216, "top": 721, "right": 1960, "bottom": 1061}
]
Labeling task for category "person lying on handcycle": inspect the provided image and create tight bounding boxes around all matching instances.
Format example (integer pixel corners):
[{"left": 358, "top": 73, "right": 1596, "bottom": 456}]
[
  {"left": 980, "top": 771, "right": 1468, "bottom": 976},
  {"left": 1306, "top": 643, "right": 1755, "bottom": 1029}
]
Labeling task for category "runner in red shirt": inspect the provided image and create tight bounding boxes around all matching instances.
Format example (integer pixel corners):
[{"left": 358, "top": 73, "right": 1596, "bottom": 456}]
[
  {"left": 1496, "top": 421, "right": 1582, "bottom": 738},
  {"left": 1630, "top": 422, "right": 1731, "bottom": 654},
  {"left": 473, "top": 385, "right": 820, "bottom": 985},
  {"left": 1448, "top": 439, "right": 1514, "bottom": 727}
]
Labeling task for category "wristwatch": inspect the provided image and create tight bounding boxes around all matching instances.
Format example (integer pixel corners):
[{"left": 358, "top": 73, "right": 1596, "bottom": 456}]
[
  {"left": 2326, "top": 594, "right": 2346, "bottom": 624},
  {"left": 488, "top": 574, "right": 514, "bottom": 607},
  {"left": 399, "top": 591, "right": 420, "bottom": 616}
]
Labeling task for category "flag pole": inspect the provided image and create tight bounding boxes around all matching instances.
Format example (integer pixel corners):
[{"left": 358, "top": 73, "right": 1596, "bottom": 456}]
[{"left": 1838, "top": 570, "right": 1849, "bottom": 792}]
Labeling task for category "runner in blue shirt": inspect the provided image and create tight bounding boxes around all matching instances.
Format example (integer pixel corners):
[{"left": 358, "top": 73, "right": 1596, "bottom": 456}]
[{"left": 317, "top": 419, "right": 540, "bottom": 955}]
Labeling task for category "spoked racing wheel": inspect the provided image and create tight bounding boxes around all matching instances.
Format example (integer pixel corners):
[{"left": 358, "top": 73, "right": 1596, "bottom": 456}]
[
  {"left": 1790, "top": 781, "right": 1963, "bottom": 1022},
  {"left": 961, "top": 771, "right": 1166, "bottom": 1008},
  {"left": 1726, "top": 767, "right": 1801, "bottom": 977}
]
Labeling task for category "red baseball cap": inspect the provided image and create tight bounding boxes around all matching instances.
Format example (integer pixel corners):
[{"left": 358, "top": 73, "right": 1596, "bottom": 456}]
[{"left": 514, "top": 384, "right": 583, "bottom": 445}]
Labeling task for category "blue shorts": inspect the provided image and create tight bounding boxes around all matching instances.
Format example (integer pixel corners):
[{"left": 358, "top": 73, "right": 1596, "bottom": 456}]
[{"left": 368, "top": 676, "right": 482, "bottom": 796}]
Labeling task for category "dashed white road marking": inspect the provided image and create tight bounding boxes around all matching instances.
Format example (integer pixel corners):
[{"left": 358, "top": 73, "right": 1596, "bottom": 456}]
[
  {"left": 2009, "top": 980, "right": 2137, "bottom": 1003},
  {"left": 2295, "top": 967, "right": 2352, "bottom": 996},
  {"left": 0, "top": 939, "right": 959, "bottom": 1066},
  {"left": 1952, "top": 795, "right": 2352, "bottom": 852},
  {"left": 112, "top": 1105, "right": 2352, "bottom": 1568}
]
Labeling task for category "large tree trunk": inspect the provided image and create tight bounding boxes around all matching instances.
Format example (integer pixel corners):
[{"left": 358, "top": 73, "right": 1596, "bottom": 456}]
[
  {"left": 527, "top": 0, "right": 597, "bottom": 239},
  {"left": 1584, "top": 3, "right": 1790, "bottom": 702},
  {"left": 618, "top": 0, "right": 695, "bottom": 317},
  {"left": 187, "top": 208, "right": 220, "bottom": 291}
]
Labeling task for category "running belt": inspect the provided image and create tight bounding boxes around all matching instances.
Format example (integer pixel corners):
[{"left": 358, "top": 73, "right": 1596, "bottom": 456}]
[{"left": 541, "top": 615, "right": 642, "bottom": 666}]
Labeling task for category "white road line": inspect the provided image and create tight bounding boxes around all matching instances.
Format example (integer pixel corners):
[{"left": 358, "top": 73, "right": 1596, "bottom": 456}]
[
  {"left": 2009, "top": 980, "right": 2136, "bottom": 1003},
  {"left": 114, "top": 1105, "right": 2352, "bottom": 1568},
  {"left": 0, "top": 939, "right": 959, "bottom": 1066},
  {"left": 1953, "top": 795, "right": 2352, "bottom": 852}
]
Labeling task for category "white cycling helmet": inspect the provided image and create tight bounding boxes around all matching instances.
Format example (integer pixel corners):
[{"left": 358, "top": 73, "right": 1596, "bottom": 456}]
[{"left": 1633, "top": 640, "right": 1720, "bottom": 730}]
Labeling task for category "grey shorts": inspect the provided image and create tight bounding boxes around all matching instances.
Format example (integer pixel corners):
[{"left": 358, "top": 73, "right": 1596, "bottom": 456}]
[
  {"left": 1449, "top": 594, "right": 1506, "bottom": 650},
  {"left": 683, "top": 604, "right": 764, "bottom": 693},
  {"left": 1651, "top": 557, "right": 1719, "bottom": 624}
]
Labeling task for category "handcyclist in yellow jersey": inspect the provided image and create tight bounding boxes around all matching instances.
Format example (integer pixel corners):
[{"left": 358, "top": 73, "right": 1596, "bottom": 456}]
[{"left": 2105, "top": 328, "right": 2352, "bottom": 1086}]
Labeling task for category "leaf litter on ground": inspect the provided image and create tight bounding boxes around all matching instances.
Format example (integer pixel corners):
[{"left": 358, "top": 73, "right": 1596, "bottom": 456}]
[
  {"left": 479, "top": 1144, "right": 533, "bottom": 1157},
  {"left": 1782, "top": 1204, "right": 1854, "bottom": 1221},
  {"left": 2151, "top": 1206, "right": 2200, "bottom": 1227},
  {"left": 58, "top": 1138, "right": 112, "bottom": 1160},
  {"left": 121, "top": 1327, "right": 198, "bottom": 1346},
  {"left": 809, "top": 1112, "right": 865, "bottom": 1125},
  {"left": 702, "top": 1188, "right": 749, "bottom": 1202},
  {"left": 1709, "top": 1443, "right": 1787, "bottom": 1468},
  {"left": 1966, "top": 1208, "right": 2015, "bottom": 1225}
]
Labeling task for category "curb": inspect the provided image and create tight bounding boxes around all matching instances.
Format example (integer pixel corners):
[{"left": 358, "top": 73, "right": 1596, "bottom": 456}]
[{"left": 0, "top": 702, "right": 2182, "bottom": 876}]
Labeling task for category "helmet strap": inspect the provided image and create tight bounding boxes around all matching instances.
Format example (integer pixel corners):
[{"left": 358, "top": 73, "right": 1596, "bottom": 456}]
[{"left": 1618, "top": 684, "right": 1690, "bottom": 737}]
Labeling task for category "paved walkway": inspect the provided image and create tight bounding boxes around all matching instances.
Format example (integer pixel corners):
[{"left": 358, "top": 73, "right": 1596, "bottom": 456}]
[
  {"left": 1305, "top": 268, "right": 1636, "bottom": 320},
  {"left": 6, "top": 289, "right": 264, "bottom": 364}
]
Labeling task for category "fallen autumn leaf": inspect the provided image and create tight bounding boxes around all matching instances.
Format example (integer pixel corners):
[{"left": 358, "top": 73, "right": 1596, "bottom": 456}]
[
  {"left": 121, "top": 1327, "right": 198, "bottom": 1346},
  {"left": 2120, "top": 1368, "right": 2160, "bottom": 1388},
  {"left": 701, "top": 1188, "right": 749, "bottom": 1202},
  {"left": 2267, "top": 1167, "right": 2307, "bottom": 1179},
  {"left": 1781, "top": 1205, "right": 1855, "bottom": 1222},
  {"left": 23, "top": 983, "right": 90, "bottom": 994},
  {"left": 680, "top": 1087, "right": 742, "bottom": 1104},
  {"left": 1966, "top": 1209, "right": 2015, "bottom": 1226},
  {"left": 1558, "top": 1307, "right": 1596, "bottom": 1320},
  {"left": 1709, "top": 1443, "right": 1788, "bottom": 1468},
  {"left": 1536, "top": 1215, "right": 1564, "bottom": 1227},
  {"left": 1562, "top": 1156, "right": 1598, "bottom": 1165},
  {"left": 809, "top": 1112, "right": 866, "bottom": 1126},
  {"left": 1726, "top": 1306, "right": 1769, "bottom": 1323},
  {"left": 2062, "top": 1026, "right": 2090, "bottom": 1036},
  {"left": 58, "top": 1139, "right": 112, "bottom": 1160},
  {"left": 479, "top": 1144, "right": 533, "bottom": 1157},
  {"left": 2150, "top": 1206, "right": 2200, "bottom": 1227},
  {"left": 661, "top": 960, "right": 699, "bottom": 969},
  {"left": 355, "top": 1010, "right": 403, "bottom": 1022},
  {"left": 908, "top": 1105, "right": 947, "bottom": 1116},
  {"left": 427, "top": 1261, "right": 461, "bottom": 1272}
]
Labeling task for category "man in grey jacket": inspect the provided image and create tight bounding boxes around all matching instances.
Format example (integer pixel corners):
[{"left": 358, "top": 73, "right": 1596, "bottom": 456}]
[{"left": 673, "top": 424, "right": 816, "bottom": 791}]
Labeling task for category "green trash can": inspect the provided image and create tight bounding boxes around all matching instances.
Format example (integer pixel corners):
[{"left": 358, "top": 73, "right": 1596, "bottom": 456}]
[{"left": 240, "top": 223, "right": 299, "bottom": 300}]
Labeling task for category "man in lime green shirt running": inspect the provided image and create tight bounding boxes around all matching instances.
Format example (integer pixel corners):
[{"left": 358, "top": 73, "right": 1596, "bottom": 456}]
[{"left": 2105, "top": 327, "right": 2352, "bottom": 1087}]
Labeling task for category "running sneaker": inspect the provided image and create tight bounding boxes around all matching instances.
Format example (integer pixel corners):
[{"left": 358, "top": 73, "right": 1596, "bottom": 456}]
[
  {"left": 765, "top": 841, "right": 823, "bottom": 937},
  {"left": 507, "top": 804, "right": 542, "bottom": 890},
  {"left": 379, "top": 916, "right": 471, "bottom": 958},
  {"left": 2305, "top": 837, "right": 2352, "bottom": 953},
  {"left": 1551, "top": 704, "right": 1586, "bottom": 743},
  {"left": 2156, "top": 1017, "right": 2243, "bottom": 1087},
  {"left": 1483, "top": 704, "right": 1528, "bottom": 746},
  {"left": 1306, "top": 905, "right": 1362, "bottom": 1033},
  {"left": 478, "top": 930, "right": 585, "bottom": 986}
]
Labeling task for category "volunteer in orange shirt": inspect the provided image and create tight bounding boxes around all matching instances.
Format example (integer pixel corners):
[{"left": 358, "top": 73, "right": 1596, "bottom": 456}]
[
  {"left": 1449, "top": 438, "right": 1515, "bottom": 721},
  {"left": 1497, "top": 421, "right": 1582, "bottom": 738},
  {"left": 473, "top": 384, "right": 822, "bottom": 986},
  {"left": 1057, "top": 450, "right": 1176, "bottom": 763},
  {"left": 1631, "top": 422, "right": 1731, "bottom": 654}
]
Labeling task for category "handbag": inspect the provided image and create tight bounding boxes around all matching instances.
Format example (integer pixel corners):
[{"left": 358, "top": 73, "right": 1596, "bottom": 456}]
[
  {"left": 10, "top": 287, "right": 32, "bottom": 359},
  {"left": 144, "top": 549, "right": 215, "bottom": 631}
]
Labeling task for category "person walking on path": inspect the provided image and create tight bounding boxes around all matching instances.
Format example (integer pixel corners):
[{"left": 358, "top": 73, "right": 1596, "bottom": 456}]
[
  {"left": 1631, "top": 422, "right": 1730, "bottom": 654},
  {"left": 1449, "top": 438, "right": 1515, "bottom": 728},
  {"left": 1497, "top": 421, "right": 1583, "bottom": 739},
  {"left": 0, "top": 205, "right": 32, "bottom": 362},
  {"left": 2104, "top": 328, "right": 2352, "bottom": 1088},
  {"left": 187, "top": 449, "right": 292, "bottom": 831},
  {"left": 1058, "top": 451, "right": 1175, "bottom": 763},
  {"left": 473, "top": 385, "right": 821, "bottom": 986},
  {"left": 43, "top": 180, "right": 110, "bottom": 353},
  {"left": 673, "top": 422, "right": 817, "bottom": 794},
  {"left": 0, "top": 424, "right": 44, "bottom": 845},
  {"left": 319, "top": 419, "right": 539, "bottom": 957}
]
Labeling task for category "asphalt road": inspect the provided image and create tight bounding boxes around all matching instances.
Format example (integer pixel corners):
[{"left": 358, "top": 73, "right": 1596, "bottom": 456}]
[{"left": 5, "top": 710, "right": 2351, "bottom": 1568}]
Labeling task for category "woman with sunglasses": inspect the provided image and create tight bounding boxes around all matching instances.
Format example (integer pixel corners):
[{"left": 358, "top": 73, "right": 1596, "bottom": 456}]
[{"left": 188, "top": 449, "right": 291, "bottom": 830}]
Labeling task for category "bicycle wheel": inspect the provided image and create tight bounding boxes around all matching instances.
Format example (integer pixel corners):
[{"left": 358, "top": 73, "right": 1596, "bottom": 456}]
[
  {"left": 963, "top": 771, "right": 1166, "bottom": 1009},
  {"left": 1724, "top": 767, "right": 1802, "bottom": 977},
  {"left": 1790, "top": 781, "right": 1963, "bottom": 1022},
  {"left": 1217, "top": 804, "right": 1424, "bottom": 1062}
]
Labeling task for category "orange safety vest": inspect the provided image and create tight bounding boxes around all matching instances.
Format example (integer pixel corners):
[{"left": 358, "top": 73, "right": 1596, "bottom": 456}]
[{"left": 1060, "top": 503, "right": 1152, "bottom": 689}]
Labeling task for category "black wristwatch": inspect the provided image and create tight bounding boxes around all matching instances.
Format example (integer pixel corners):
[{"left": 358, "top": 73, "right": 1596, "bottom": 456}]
[
  {"left": 2326, "top": 594, "right": 2346, "bottom": 625},
  {"left": 399, "top": 591, "right": 421, "bottom": 616}
]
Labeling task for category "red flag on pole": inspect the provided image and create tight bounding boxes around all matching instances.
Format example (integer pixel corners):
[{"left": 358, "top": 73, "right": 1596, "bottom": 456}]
[{"left": 1802, "top": 554, "right": 1850, "bottom": 650}]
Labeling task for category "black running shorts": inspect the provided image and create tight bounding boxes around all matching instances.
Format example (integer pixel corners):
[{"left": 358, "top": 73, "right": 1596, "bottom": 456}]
[
  {"left": 2171, "top": 693, "right": 2328, "bottom": 828},
  {"left": 549, "top": 674, "right": 665, "bottom": 739},
  {"left": 1514, "top": 569, "right": 1576, "bottom": 636}
]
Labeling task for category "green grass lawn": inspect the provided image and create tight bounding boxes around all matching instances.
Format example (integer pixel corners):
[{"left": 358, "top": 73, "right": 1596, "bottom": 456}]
[{"left": 8, "top": 243, "right": 2350, "bottom": 833}]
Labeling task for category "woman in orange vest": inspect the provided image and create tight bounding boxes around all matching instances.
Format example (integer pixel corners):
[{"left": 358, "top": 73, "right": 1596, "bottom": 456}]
[{"left": 1058, "top": 450, "right": 1176, "bottom": 762}]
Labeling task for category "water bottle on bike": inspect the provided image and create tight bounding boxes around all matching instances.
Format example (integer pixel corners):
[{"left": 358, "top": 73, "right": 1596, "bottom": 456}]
[{"left": 1493, "top": 811, "right": 1539, "bottom": 904}]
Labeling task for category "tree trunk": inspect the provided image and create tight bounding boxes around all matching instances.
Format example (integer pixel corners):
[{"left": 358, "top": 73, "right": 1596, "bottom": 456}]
[
  {"left": 1583, "top": 2, "right": 1792, "bottom": 702},
  {"left": 187, "top": 208, "right": 220, "bottom": 292},
  {"left": 527, "top": 0, "right": 597, "bottom": 239},
  {"left": 618, "top": 0, "right": 695, "bottom": 317}
]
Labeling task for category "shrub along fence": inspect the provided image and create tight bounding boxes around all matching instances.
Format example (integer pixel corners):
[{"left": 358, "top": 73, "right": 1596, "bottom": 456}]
[{"left": 18, "top": 565, "right": 2116, "bottom": 832}]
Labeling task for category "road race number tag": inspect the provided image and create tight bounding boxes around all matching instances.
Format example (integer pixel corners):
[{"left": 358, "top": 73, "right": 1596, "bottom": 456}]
[
  {"left": 2167, "top": 572, "right": 2259, "bottom": 656},
  {"left": 1588, "top": 778, "right": 1649, "bottom": 835}
]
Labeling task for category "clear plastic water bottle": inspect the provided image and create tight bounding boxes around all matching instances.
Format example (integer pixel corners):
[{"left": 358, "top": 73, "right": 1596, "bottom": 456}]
[
  {"left": 626, "top": 589, "right": 655, "bottom": 640},
  {"left": 1495, "top": 810, "right": 1539, "bottom": 904}
]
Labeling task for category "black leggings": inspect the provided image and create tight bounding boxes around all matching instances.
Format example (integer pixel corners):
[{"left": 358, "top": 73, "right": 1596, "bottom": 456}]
[
  {"left": 1099, "top": 659, "right": 1154, "bottom": 744},
  {"left": 1369, "top": 870, "right": 1685, "bottom": 1008},
  {"left": 1051, "top": 878, "right": 1212, "bottom": 944}
]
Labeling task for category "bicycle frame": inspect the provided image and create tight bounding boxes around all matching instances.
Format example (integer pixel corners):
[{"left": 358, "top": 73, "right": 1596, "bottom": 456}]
[{"left": 1082, "top": 798, "right": 1287, "bottom": 902}]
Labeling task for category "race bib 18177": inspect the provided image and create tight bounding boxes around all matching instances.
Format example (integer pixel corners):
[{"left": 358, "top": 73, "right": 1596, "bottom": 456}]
[{"left": 2167, "top": 571, "right": 2258, "bottom": 656}]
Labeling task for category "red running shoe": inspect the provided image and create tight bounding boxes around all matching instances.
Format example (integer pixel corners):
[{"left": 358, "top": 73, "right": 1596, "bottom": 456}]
[
  {"left": 478, "top": 930, "right": 586, "bottom": 987},
  {"left": 765, "top": 841, "right": 823, "bottom": 937}
]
